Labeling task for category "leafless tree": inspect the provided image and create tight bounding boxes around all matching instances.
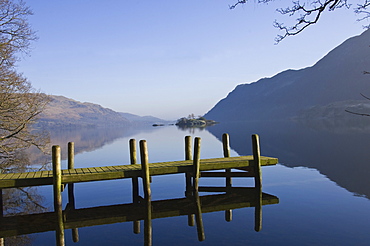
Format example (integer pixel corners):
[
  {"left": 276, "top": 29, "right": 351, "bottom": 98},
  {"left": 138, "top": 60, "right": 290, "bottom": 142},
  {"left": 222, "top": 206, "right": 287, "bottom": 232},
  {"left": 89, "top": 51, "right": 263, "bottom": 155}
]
[
  {"left": 231, "top": 0, "right": 370, "bottom": 43},
  {"left": 0, "top": 0, "right": 50, "bottom": 172}
]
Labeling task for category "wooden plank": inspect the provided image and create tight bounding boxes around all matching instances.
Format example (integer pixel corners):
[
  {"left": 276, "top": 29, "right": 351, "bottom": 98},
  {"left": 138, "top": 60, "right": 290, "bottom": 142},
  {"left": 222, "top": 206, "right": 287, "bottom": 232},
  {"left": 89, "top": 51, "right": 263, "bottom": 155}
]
[
  {"left": 0, "top": 173, "right": 16, "bottom": 180},
  {"left": 9, "top": 172, "right": 23, "bottom": 180}
]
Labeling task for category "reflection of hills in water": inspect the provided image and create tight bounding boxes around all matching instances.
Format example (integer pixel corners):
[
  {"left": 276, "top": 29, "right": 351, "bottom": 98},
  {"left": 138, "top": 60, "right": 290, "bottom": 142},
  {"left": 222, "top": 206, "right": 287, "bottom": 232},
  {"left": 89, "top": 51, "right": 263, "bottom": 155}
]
[
  {"left": 206, "top": 120, "right": 370, "bottom": 199},
  {"left": 49, "top": 126, "right": 157, "bottom": 156},
  {"left": 28, "top": 126, "right": 158, "bottom": 164},
  {"left": 0, "top": 186, "right": 278, "bottom": 245}
]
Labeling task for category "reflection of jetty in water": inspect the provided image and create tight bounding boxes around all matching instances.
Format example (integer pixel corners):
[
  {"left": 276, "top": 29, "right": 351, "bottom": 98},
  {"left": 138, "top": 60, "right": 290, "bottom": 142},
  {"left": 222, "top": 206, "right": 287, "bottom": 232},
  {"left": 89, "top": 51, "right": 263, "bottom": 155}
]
[
  {"left": 0, "top": 184, "right": 279, "bottom": 245},
  {"left": 0, "top": 134, "right": 279, "bottom": 245}
]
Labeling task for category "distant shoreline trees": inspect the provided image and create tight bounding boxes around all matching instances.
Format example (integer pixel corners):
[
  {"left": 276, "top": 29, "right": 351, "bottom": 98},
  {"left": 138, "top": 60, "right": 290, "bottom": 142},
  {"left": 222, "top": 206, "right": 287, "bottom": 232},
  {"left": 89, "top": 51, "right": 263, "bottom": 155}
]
[{"left": 175, "top": 115, "right": 218, "bottom": 127}]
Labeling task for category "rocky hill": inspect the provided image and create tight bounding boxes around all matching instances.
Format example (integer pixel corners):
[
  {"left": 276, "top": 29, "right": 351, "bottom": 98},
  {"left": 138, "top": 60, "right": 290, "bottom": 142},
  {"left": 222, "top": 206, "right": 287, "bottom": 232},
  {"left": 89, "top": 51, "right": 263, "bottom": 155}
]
[
  {"left": 35, "top": 95, "right": 166, "bottom": 128},
  {"left": 204, "top": 30, "right": 370, "bottom": 122}
]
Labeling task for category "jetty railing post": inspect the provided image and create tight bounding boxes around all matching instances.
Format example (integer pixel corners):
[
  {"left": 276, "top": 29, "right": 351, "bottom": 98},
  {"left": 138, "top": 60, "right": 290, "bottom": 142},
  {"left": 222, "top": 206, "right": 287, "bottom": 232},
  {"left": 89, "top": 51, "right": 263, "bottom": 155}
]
[
  {"left": 222, "top": 133, "right": 233, "bottom": 222},
  {"left": 222, "top": 133, "right": 232, "bottom": 188},
  {"left": 129, "top": 139, "right": 140, "bottom": 234},
  {"left": 251, "top": 134, "right": 263, "bottom": 231},
  {"left": 68, "top": 142, "right": 74, "bottom": 169},
  {"left": 53, "top": 145, "right": 65, "bottom": 246},
  {"left": 140, "top": 140, "right": 151, "bottom": 201},
  {"left": 185, "top": 136, "right": 196, "bottom": 226},
  {"left": 185, "top": 136, "right": 192, "bottom": 197},
  {"left": 252, "top": 134, "right": 262, "bottom": 189},
  {"left": 193, "top": 137, "right": 201, "bottom": 193},
  {"left": 67, "top": 142, "right": 79, "bottom": 243},
  {"left": 140, "top": 139, "right": 152, "bottom": 245}
]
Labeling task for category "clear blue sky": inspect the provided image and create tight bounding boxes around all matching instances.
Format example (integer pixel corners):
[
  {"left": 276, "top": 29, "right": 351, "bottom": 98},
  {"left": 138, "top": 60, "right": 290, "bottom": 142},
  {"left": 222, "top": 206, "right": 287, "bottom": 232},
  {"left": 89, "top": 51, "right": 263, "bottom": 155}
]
[{"left": 19, "top": 0, "right": 365, "bottom": 120}]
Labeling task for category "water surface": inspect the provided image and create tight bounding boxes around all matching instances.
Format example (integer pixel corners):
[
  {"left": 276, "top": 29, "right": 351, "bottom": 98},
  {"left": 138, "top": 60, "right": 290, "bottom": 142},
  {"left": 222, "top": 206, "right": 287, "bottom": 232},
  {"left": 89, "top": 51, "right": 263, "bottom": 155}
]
[{"left": 4, "top": 121, "right": 370, "bottom": 245}]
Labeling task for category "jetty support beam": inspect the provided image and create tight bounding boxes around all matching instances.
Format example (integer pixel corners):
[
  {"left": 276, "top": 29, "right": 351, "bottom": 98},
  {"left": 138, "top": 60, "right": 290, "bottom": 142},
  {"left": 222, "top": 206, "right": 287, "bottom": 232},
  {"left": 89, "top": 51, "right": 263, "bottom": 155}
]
[
  {"left": 252, "top": 134, "right": 262, "bottom": 189},
  {"left": 130, "top": 139, "right": 141, "bottom": 234},
  {"left": 52, "top": 145, "right": 65, "bottom": 246},
  {"left": 193, "top": 137, "right": 201, "bottom": 193}
]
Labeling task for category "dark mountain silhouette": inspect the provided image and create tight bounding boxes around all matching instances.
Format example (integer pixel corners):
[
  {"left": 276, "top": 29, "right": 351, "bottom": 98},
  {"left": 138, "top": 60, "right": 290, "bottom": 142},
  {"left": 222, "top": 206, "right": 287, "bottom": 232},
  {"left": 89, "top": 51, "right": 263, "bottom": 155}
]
[{"left": 205, "top": 30, "right": 370, "bottom": 121}]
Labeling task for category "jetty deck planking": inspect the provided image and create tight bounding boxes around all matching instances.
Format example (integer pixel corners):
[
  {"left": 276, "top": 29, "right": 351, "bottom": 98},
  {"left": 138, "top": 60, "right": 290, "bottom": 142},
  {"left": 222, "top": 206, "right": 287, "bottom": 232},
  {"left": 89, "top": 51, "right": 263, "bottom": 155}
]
[{"left": 0, "top": 156, "right": 277, "bottom": 189}]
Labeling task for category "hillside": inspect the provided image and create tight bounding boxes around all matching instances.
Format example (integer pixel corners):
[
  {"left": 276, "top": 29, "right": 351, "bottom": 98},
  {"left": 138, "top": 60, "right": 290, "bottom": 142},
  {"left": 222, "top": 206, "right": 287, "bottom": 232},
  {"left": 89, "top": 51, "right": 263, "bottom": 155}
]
[
  {"left": 119, "top": 112, "right": 165, "bottom": 124},
  {"left": 35, "top": 95, "right": 167, "bottom": 128},
  {"left": 204, "top": 30, "right": 370, "bottom": 122}
]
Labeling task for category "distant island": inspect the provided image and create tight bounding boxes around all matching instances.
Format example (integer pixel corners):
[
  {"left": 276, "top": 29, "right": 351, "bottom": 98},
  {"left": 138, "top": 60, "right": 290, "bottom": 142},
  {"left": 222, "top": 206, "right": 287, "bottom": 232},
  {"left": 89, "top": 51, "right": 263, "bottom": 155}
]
[{"left": 175, "top": 115, "right": 218, "bottom": 127}]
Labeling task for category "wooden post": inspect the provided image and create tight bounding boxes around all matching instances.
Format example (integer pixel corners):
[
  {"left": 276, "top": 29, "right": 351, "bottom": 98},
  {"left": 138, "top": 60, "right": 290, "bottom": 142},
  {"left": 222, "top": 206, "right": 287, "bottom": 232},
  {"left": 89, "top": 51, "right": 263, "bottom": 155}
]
[
  {"left": 53, "top": 145, "right": 65, "bottom": 246},
  {"left": 222, "top": 133, "right": 233, "bottom": 222},
  {"left": 67, "top": 142, "right": 79, "bottom": 242},
  {"left": 254, "top": 187, "right": 262, "bottom": 232},
  {"left": 130, "top": 139, "right": 139, "bottom": 200},
  {"left": 222, "top": 133, "right": 232, "bottom": 188},
  {"left": 144, "top": 194, "right": 152, "bottom": 246},
  {"left": 225, "top": 209, "right": 232, "bottom": 222},
  {"left": 194, "top": 191, "right": 205, "bottom": 241},
  {"left": 184, "top": 136, "right": 195, "bottom": 226},
  {"left": 193, "top": 137, "right": 201, "bottom": 192},
  {"left": 185, "top": 135, "right": 192, "bottom": 160},
  {"left": 185, "top": 136, "right": 192, "bottom": 196},
  {"left": 252, "top": 134, "right": 262, "bottom": 189},
  {"left": 130, "top": 139, "right": 140, "bottom": 234},
  {"left": 140, "top": 140, "right": 152, "bottom": 245},
  {"left": 140, "top": 140, "right": 151, "bottom": 201},
  {"left": 68, "top": 142, "right": 74, "bottom": 169}
]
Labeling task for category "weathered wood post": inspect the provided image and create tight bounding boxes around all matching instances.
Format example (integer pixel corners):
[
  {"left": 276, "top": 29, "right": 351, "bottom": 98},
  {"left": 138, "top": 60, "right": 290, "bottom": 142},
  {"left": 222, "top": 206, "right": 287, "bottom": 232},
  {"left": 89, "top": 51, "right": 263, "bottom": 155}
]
[
  {"left": 68, "top": 142, "right": 74, "bottom": 169},
  {"left": 185, "top": 135, "right": 192, "bottom": 196},
  {"left": 140, "top": 140, "right": 152, "bottom": 246},
  {"left": 67, "top": 142, "right": 79, "bottom": 242},
  {"left": 252, "top": 134, "right": 262, "bottom": 189},
  {"left": 52, "top": 145, "right": 65, "bottom": 246},
  {"left": 184, "top": 136, "right": 195, "bottom": 226},
  {"left": 252, "top": 134, "right": 262, "bottom": 231},
  {"left": 254, "top": 187, "right": 262, "bottom": 232},
  {"left": 222, "top": 133, "right": 231, "bottom": 187},
  {"left": 140, "top": 140, "right": 151, "bottom": 201},
  {"left": 222, "top": 133, "right": 233, "bottom": 222},
  {"left": 130, "top": 139, "right": 140, "bottom": 234},
  {"left": 193, "top": 137, "right": 201, "bottom": 192},
  {"left": 194, "top": 191, "right": 205, "bottom": 241}
]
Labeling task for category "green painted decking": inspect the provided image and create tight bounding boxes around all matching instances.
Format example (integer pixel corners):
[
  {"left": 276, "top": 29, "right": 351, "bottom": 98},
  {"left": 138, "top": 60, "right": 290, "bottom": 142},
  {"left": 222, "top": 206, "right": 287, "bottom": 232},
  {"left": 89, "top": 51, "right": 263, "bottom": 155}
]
[{"left": 0, "top": 155, "right": 278, "bottom": 189}]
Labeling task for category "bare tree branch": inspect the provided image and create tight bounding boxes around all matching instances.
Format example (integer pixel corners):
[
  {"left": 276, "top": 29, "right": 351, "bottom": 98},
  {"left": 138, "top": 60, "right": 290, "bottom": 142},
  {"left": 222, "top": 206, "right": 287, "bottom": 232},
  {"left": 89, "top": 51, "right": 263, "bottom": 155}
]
[
  {"left": 345, "top": 109, "right": 370, "bottom": 116},
  {"left": 231, "top": 0, "right": 367, "bottom": 42}
]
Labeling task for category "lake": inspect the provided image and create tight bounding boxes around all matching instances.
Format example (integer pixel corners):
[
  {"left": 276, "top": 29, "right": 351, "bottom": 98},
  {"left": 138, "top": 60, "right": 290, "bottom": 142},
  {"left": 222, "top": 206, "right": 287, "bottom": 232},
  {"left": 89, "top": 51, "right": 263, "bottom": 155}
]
[{"left": 3, "top": 119, "right": 370, "bottom": 245}]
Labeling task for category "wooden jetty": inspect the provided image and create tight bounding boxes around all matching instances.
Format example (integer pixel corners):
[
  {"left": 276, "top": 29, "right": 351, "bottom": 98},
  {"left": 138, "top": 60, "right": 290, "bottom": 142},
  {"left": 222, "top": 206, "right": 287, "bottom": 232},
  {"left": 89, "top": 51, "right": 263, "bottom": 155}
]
[
  {"left": 0, "top": 134, "right": 277, "bottom": 190},
  {"left": 0, "top": 133, "right": 279, "bottom": 246}
]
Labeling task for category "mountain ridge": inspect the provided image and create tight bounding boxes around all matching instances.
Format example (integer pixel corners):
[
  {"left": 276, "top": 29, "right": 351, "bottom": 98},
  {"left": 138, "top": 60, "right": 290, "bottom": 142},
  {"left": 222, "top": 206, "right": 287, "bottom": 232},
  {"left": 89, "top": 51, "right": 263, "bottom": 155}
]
[
  {"left": 35, "top": 95, "right": 168, "bottom": 128},
  {"left": 204, "top": 30, "right": 370, "bottom": 122}
]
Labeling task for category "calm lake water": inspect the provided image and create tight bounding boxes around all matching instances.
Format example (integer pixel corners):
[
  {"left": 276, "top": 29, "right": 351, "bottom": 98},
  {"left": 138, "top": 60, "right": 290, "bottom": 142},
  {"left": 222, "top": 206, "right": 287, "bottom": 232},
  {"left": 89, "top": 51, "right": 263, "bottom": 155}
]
[{"left": 5, "top": 120, "right": 370, "bottom": 245}]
